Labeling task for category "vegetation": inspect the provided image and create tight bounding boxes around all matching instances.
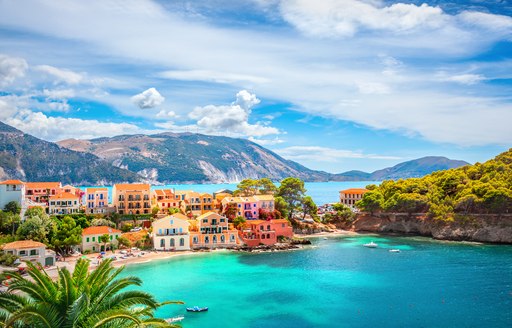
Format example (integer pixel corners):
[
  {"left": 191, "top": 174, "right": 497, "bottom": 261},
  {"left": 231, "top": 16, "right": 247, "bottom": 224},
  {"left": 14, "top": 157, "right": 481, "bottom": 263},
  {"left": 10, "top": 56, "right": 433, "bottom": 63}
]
[
  {"left": 16, "top": 208, "right": 55, "bottom": 244},
  {"left": 0, "top": 210, "right": 20, "bottom": 236},
  {"left": 234, "top": 178, "right": 277, "bottom": 196},
  {"left": 301, "top": 196, "right": 318, "bottom": 220},
  {"left": 276, "top": 177, "right": 307, "bottom": 220},
  {"left": 0, "top": 259, "right": 183, "bottom": 327},
  {"left": 323, "top": 204, "right": 355, "bottom": 224},
  {"left": 356, "top": 148, "right": 512, "bottom": 219},
  {"left": 116, "top": 235, "right": 131, "bottom": 249},
  {"left": 52, "top": 216, "right": 82, "bottom": 256},
  {"left": 0, "top": 253, "right": 18, "bottom": 266},
  {"left": 3, "top": 201, "right": 21, "bottom": 215},
  {"left": 233, "top": 216, "right": 246, "bottom": 229},
  {"left": 91, "top": 218, "right": 115, "bottom": 228}
]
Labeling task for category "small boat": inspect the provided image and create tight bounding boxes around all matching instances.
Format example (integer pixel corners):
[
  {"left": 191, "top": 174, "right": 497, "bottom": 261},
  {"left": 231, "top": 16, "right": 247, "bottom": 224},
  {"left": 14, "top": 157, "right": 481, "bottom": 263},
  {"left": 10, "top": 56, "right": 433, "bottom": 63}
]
[
  {"left": 323, "top": 237, "right": 328, "bottom": 240},
  {"left": 166, "top": 315, "right": 185, "bottom": 323},
  {"left": 389, "top": 249, "right": 401, "bottom": 253},
  {"left": 363, "top": 241, "right": 378, "bottom": 248},
  {"left": 186, "top": 306, "right": 208, "bottom": 312}
]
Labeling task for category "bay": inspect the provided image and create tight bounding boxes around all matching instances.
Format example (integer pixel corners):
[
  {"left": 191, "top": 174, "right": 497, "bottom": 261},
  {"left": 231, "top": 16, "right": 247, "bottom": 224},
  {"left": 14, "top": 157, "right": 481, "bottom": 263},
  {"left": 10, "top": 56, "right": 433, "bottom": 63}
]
[{"left": 121, "top": 235, "right": 512, "bottom": 327}]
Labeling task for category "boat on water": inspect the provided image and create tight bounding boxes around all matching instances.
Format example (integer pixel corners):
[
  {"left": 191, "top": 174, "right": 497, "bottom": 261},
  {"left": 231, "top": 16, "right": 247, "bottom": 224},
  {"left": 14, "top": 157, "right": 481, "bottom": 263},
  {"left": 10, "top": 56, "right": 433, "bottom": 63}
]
[
  {"left": 166, "top": 315, "right": 185, "bottom": 323},
  {"left": 389, "top": 249, "right": 401, "bottom": 253},
  {"left": 363, "top": 241, "right": 378, "bottom": 248},
  {"left": 186, "top": 306, "right": 208, "bottom": 312}
]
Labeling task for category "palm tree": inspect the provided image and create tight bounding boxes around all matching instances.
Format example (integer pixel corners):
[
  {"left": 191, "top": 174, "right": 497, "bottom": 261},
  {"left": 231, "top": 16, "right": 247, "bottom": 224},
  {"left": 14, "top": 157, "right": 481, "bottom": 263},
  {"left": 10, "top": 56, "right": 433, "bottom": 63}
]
[{"left": 0, "top": 259, "right": 183, "bottom": 327}]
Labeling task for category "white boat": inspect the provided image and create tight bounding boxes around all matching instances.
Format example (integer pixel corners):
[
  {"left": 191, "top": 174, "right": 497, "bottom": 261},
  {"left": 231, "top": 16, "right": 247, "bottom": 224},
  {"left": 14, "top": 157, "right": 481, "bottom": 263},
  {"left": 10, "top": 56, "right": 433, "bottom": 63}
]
[
  {"left": 363, "top": 241, "right": 378, "bottom": 248},
  {"left": 166, "top": 315, "right": 185, "bottom": 323},
  {"left": 389, "top": 249, "right": 401, "bottom": 253}
]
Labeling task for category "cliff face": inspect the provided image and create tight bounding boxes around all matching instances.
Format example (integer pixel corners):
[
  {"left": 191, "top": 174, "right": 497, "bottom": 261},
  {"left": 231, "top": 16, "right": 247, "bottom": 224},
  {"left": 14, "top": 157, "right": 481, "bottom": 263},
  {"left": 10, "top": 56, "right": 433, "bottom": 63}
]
[{"left": 345, "top": 213, "right": 512, "bottom": 244}]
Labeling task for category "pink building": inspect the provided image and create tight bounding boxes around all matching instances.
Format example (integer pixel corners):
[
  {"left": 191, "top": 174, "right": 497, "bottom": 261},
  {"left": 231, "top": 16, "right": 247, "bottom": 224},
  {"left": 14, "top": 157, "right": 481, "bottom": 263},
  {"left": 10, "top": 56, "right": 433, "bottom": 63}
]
[{"left": 240, "top": 219, "right": 293, "bottom": 247}]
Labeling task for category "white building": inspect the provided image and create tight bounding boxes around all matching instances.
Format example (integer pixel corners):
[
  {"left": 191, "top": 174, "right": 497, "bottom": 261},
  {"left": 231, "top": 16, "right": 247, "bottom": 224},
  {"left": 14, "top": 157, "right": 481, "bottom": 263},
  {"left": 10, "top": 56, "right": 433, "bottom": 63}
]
[
  {"left": 1, "top": 240, "right": 55, "bottom": 267},
  {"left": 152, "top": 213, "right": 191, "bottom": 251},
  {"left": 48, "top": 192, "right": 80, "bottom": 215},
  {"left": 81, "top": 226, "right": 121, "bottom": 253},
  {"left": 0, "top": 179, "right": 26, "bottom": 216}
]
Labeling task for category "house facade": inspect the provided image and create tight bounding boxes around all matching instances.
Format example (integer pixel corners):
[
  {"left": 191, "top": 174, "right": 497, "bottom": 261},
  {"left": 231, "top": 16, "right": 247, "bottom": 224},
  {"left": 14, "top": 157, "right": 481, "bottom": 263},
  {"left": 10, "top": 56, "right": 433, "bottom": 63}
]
[
  {"left": 221, "top": 196, "right": 259, "bottom": 219},
  {"left": 81, "top": 226, "right": 121, "bottom": 252},
  {"left": 339, "top": 188, "right": 369, "bottom": 208},
  {"left": 152, "top": 213, "right": 190, "bottom": 251},
  {"left": 189, "top": 212, "right": 239, "bottom": 249},
  {"left": 25, "top": 182, "right": 62, "bottom": 210},
  {"left": 0, "top": 180, "right": 26, "bottom": 216},
  {"left": 240, "top": 219, "right": 293, "bottom": 247},
  {"left": 85, "top": 188, "right": 111, "bottom": 214},
  {"left": 152, "top": 189, "right": 180, "bottom": 214},
  {"left": 1, "top": 240, "right": 55, "bottom": 266},
  {"left": 112, "top": 184, "right": 151, "bottom": 215},
  {"left": 48, "top": 192, "right": 80, "bottom": 215},
  {"left": 183, "top": 191, "right": 213, "bottom": 216}
]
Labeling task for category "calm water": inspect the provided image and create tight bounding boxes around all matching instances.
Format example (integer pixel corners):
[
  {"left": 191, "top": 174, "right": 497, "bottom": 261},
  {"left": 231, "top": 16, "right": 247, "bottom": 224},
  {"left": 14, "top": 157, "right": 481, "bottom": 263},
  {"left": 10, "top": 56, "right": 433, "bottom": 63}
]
[
  {"left": 121, "top": 235, "right": 512, "bottom": 327},
  {"left": 82, "top": 181, "right": 379, "bottom": 205}
]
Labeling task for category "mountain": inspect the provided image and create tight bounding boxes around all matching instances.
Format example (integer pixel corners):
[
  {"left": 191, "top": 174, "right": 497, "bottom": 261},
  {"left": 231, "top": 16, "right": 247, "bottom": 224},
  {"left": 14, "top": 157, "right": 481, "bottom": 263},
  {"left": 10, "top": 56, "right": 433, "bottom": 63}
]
[
  {"left": 368, "top": 156, "right": 470, "bottom": 180},
  {"left": 58, "top": 132, "right": 331, "bottom": 183},
  {"left": 0, "top": 121, "right": 140, "bottom": 184},
  {"left": 332, "top": 157, "right": 469, "bottom": 181}
]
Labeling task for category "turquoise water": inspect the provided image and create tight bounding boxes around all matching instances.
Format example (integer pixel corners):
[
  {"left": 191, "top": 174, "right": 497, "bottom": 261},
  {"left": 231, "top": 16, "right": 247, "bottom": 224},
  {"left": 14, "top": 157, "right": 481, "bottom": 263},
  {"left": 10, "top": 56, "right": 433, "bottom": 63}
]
[
  {"left": 81, "top": 181, "right": 379, "bottom": 205},
  {"left": 121, "top": 235, "right": 512, "bottom": 327}
]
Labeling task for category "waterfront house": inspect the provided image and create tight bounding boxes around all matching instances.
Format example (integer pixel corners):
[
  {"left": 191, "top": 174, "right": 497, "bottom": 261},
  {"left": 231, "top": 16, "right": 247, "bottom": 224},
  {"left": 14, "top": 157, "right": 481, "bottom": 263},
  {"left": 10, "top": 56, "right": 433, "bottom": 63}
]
[
  {"left": 81, "top": 226, "right": 121, "bottom": 252},
  {"left": 0, "top": 179, "right": 26, "bottom": 216},
  {"left": 339, "top": 188, "right": 368, "bottom": 208},
  {"left": 221, "top": 196, "right": 259, "bottom": 219},
  {"left": 152, "top": 189, "right": 181, "bottom": 214},
  {"left": 240, "top": 218, "right": 293, "bottom": 247},
  {"left": 1, "top": 240, "right": 55, "bottom": 266},
  {"left": 48, "top": 192, "right": 80, "bottom": 215},
  {"left": 25, "top": 182, "right": 62, "bottom": 211},
  {"left": 112, "top": 184, "right": 151, "bottom": 215},
  {"left": 152, "top": 213, "right": 190, "bottom": 251},
  {"left": 85, "top": 188, "right": 112, "bottom": 214},
  {"left": 189, "top": 212, "right": 239, "bottom": 249},
  {"left": 183, "top": 191, "right": 214, "bottom": 216}
]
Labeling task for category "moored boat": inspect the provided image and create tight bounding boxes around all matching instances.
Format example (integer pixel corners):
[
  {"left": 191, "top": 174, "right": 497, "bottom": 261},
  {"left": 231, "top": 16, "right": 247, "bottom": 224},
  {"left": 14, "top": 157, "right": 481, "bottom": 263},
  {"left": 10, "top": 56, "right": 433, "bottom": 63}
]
[
  {"left": 389, "top": 249, "right": 401, "bottom": 253},
  {"left": 166, "top": 315, "right": 185, "bottom": 323},
  {"left": 186, "top": 306, "right": 208, "bottom": 312},
  {"left": 363, "top": 241, "right": 378, "bottom": 248}
]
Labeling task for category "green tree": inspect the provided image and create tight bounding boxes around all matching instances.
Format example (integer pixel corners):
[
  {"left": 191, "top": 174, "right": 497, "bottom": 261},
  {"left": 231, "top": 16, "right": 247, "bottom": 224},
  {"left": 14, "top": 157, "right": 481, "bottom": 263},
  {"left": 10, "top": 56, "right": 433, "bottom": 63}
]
[
  {"left": 234, "top": 179, "right": 259, "bottom": 196},
  {"left": 356, "top": 190, "right": 384, "bottom": 215},
  {"left": 301, "top": 196, "right": 318, "bottom": 220},
  {"left": 167, "top": 207, "right": 180, "bottom": 215},
  {"left": 0, "top": 211, "right": 21, "bottom": 236},
  {"left": 0, "top": 259, "right": 183, "bottom": 327},
  {"left": 152, "top": 206, "right": 160, "bottom": 217},
  {"left": 223, "top": 203, "right": 237, "bottom": 219},
  {"left": 117, "top": 235, "right": 131, "bottom": 249},
  {"left": 52, "top": 216, "right": 82, "bottom": 256},
  {"left": 258, "top": 178, "right": 277, "bottom": 195},
  {"left": 233, "top": 216, "right": 246, "bottom": 229},
  {"left": 16, "top": 212, "right": 55, "bottom": 244},
  {"left": 4, "top": 201, "right": 21, "bottom": 215},
  {"left": 24, "top": 206, "right": 46, "bottom": 219},
  {"left": 274, "top": 196, "right": 289, "bottom": 219},
  {"left": 277, "top": 177, "right": 306, "bottom": 219},
  {"left": 90, "top": 218, "right": 115, "bottom": 228},
  {"left": 100, "top": 233, "right": 110, "bottom": 252}
]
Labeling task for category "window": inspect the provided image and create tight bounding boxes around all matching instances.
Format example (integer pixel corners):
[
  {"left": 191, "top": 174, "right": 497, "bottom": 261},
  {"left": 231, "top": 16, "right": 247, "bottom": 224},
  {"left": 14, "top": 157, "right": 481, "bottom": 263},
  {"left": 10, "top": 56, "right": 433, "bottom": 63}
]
[
  {"left": 253, "top": 204, "right": 256, "bottom": 207},
  {"left": 221, "top": 235, "right": 225, "bottom": 243},
  {"left": 86, "top": 237, "right": 90, "bottom": 242},
  {"left": 282, "top": 224, "right": 285, "bottom": 228},
  {"left": 213, "top": 235, "right": 217, "bottom": 243},
  {"left": 170, "top": 238, "right": 175, "bottom": 247},
  {"left": 110, "top": 235, "right": 113, "bottom": 240},
  {"left": 193, "top": 236, "right": 198, "bottom": 244},
  {"left": 262, "top": 234, "right": 266, "bottom": 240},
  {"left": 158, "top": 229, "right": 162, "bottom": 235},
  {"left": 93, "top": 246, "right": 96, "bottom": 251},
  {"left": 19, "top": 250, "right": 27, "bottom": 256},
  {"left": 205, "top": 236, "right": 209, "bottom": 244},
  {"left": 267, "top": 234, "right": 270, "bottom": 239},
  {"left": 267, "top": 225, "right": 270, "bottom": 231},
  {"left": 160, "top": 239, "right": 165, "bottom": 248},
  {"left": 203, "top": 219, "right": 208, "bottom": 223},
  {"left": 170, "top": 219, "right": 174, "bottom": 225},
  {"left": 179, "top": 238, "right": 184, "bottom": 247},
  {"left": 220, "top": 218, "right": 225, "bottom": 223},
  {"left": 179, "top": 228, "right": 183, "bottom": 233}
]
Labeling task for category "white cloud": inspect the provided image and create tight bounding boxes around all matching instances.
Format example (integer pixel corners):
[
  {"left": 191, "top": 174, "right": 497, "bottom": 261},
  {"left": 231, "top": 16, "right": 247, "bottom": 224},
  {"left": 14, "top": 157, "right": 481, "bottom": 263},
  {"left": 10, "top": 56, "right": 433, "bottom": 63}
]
[
  {"left": 442, "top": 73, "right": 486, "bottom": 85},
  {"left": 275, "top": 146, "right": 401, "bottom": 162},
  {"left": 356, "top": 81, "right": 391, "bottom": 94},
  {"left": 156, "top": 109, "right": 178, "bottom": 118},
  {"left": 6, "top": 110, "right": 151, "bottom": 141},
  {"left": 188, "top": 90, "right": 278, "bottom": 137},
  {"left": 43, "top": 88, "right": 75, "bottom": 100},
  {"left": 131, "top": 87, "right": 165, "bottom": 109},
  {"left": 0, "top": 54, "right": 28, "bottom": 86},
  {"left": 458, "top": 11, "right": 512, "bottom": 32},
  {"left": 158, "top": 69, "right": 268, "bottom": 84},
  {"left": 248, "top": 136, "right": 285, "bottom": 146},
  {"left": 34, "top": 65, "right": 83, "bottom": 84},
  {"left": 46, "top": 101, "right": 70, "bottom": 112}
]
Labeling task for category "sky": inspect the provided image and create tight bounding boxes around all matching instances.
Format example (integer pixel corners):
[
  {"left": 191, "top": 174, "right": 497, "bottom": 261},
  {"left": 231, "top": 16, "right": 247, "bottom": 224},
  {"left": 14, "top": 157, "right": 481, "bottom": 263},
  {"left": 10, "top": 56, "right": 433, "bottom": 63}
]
[{"left": 0, "top": 0, "right": 511, "bottom": 174}]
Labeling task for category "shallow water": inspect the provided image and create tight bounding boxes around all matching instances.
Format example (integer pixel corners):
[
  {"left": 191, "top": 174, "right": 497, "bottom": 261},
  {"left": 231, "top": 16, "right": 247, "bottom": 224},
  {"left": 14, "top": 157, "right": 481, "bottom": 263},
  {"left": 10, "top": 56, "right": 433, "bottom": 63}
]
[{"left": 121, "top": 235, "right": 512, "bottom": 327}]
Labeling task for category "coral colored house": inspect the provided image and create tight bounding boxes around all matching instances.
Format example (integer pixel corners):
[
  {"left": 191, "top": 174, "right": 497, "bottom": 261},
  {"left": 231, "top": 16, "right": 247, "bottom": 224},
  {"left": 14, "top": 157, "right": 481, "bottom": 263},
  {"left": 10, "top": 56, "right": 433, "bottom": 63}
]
[
  {"left": 25, "top": 182, "right": 62, "bottom": 206},
  {"left": 152, "top": 189, "right": 180, "bottom": 214},
  {"left": 240, "top": 218, "right": 293, "bottom": 247}
]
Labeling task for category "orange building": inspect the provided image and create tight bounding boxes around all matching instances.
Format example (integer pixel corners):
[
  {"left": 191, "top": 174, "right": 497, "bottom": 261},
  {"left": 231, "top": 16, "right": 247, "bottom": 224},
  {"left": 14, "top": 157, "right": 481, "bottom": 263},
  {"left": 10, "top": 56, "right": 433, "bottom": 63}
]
[
  {"left": 339, "top": 188, "right": 368, "bottom": 207},
  {"left": 182, "top": 191, "right": 213, "bottom": 216},
  {"left": 152, "top": 189, "right": 180, "bottom": 214},
  {"left": 240, "top": 219, "right": 293, "bottom": 247},
  {"left": 112, "top": 184, "right": 151, "bottom": 215},
  {"left": 85, "top": 188, "right": 110, "bottom": 214},
  {"left": 189, "top": 212, "right": 239, "bottom": 248},
  {"left": 48, "top": 192, "right": 80, "bottom": 215},
  {"left": 25, "top": 182, "right": 62, "bottom": 207}
]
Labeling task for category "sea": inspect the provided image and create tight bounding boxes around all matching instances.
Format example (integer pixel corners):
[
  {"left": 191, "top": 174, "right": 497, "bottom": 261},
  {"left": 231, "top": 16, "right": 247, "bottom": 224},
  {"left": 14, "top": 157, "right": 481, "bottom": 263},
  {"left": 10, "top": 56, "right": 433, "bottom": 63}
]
[
  {"left": 121, "top": 235, "right": 512, "bottom": 328},
  {"left": 82, "top": 181, "right": 379, "bottom": 205}
]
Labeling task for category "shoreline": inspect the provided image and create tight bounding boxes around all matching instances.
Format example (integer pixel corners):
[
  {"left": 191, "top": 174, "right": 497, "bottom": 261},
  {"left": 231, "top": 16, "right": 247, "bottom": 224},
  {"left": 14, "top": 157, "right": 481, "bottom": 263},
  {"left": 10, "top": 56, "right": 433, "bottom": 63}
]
[{"left": 294, "top": 229, "right": 359, "bottom": 239}]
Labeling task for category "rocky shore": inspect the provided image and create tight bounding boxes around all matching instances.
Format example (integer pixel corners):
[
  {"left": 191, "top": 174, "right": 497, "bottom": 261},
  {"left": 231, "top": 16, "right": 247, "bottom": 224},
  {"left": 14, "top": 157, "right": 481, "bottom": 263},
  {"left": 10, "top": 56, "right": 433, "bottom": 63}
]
[
  {"left": 232, "top": 239, "right": 312, "bottom": 253},
  {"left": 343, "top": 213, "right": 512, "bottom": 244}
]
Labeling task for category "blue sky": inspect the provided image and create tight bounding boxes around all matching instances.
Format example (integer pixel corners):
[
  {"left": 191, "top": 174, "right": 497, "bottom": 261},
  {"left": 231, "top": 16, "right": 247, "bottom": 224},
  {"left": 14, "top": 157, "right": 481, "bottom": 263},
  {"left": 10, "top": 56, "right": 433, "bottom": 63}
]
[{"left": 0, "top": 0, "right": 511, "bottom": 173}]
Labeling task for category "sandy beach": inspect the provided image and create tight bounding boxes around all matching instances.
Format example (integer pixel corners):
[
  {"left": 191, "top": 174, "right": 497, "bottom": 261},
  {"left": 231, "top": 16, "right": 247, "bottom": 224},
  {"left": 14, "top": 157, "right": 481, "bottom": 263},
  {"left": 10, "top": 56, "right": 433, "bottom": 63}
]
[{"left": 295, "top": 229, "right": 359, "bottom": 239}]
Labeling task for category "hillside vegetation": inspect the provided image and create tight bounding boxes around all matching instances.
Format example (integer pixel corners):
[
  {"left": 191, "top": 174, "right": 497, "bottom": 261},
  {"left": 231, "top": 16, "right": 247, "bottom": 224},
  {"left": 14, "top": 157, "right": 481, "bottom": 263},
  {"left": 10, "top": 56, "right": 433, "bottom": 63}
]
[{"left": 357, "top": 149, "right": 512, "bottom": 219}]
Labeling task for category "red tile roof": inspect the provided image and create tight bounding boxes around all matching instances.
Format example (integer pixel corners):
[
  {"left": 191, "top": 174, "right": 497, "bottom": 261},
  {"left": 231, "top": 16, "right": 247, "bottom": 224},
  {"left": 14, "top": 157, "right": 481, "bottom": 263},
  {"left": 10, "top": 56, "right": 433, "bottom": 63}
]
[
  {"left": 0, "top": 179, "right": 24, "bottom": 185},
  {"left": 1, "top": 240, "right": 46, "bottom": 250},
  {"left": 340, "top": 188, "right": 369, "bottom": 194},
  {"left": 49, "top": 192, "right": 79, "bottom": 200},
  {"left": 114, "top": 184, "right": 150, "bottom": 191},
  {"left": 25, "top": 182, "right": 61, "bottom": 189},
  {"left": 82, "top": 226, "right": 121, "bottom": 236}
]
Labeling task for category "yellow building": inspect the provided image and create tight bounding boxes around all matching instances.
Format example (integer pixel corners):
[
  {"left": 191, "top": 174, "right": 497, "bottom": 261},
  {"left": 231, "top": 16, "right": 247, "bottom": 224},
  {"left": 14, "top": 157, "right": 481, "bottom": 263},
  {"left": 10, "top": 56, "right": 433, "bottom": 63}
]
[
  {"left": 339, "top": 188, "right": 368, "bottom": 208},
  {"left": 189, "top": 212, "right": 239, "bottom": 249},
  {"left": 113, "top": 184, "right": 151, "bottom": 215}
]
